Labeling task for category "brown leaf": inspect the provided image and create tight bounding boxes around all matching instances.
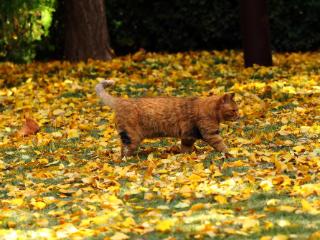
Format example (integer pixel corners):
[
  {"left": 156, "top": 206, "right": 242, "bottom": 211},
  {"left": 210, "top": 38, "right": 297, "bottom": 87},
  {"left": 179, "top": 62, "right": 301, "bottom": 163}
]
[{"left": 17, "top": 117, "right": 40, "bottom": 137}]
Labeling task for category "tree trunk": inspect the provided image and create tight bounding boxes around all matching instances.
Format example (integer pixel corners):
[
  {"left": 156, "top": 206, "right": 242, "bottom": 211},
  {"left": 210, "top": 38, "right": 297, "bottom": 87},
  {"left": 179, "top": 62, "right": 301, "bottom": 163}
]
[
  {"left": 64, "top": 0, "right": 113, "bottom": 61},
  {"left": 240, "top": 0, "right": 272, "bottom": 67}
]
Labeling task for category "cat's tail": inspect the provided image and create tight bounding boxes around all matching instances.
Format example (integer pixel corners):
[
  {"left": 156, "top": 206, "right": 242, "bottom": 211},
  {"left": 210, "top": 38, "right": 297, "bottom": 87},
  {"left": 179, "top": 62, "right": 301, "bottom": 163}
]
[{"left": 95, "top": 79, "right": 117, "bottom": 108}]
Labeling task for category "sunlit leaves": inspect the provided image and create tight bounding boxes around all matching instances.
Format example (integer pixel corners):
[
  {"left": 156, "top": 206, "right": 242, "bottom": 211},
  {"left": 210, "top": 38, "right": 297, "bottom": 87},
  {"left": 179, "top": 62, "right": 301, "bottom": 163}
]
[{"left": 0, "top": 50, "right": 319, "bottom": 239}]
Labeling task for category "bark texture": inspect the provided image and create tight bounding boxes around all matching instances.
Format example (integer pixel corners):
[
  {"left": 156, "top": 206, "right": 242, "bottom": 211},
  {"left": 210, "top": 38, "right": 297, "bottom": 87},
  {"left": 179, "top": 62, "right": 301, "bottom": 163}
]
[
  {"left": 64, "top": 0, "right": 113, "bottom": 61},
  {"left": 240, "top": 0, "right": 272, "bottom": 67}
]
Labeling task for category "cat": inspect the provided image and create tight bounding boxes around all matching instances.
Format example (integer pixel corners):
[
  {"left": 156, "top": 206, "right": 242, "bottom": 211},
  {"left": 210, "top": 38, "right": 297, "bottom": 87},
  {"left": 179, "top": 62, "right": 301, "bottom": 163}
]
[{"left": 96, "top": 79, "right": 239, "bottom": 158}]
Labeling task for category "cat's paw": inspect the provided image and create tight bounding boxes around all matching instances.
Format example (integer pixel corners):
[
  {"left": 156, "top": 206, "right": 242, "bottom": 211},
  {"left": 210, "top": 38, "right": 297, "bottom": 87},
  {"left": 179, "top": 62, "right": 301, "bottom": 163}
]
[{"left": 223, "top": 152, "right": 233, "bottom": 159}]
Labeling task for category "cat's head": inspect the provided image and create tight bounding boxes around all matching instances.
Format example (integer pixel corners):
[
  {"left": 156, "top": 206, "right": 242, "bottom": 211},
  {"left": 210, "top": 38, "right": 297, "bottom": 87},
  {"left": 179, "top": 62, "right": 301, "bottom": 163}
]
[{"left": 218, "top": 93, "right": 240, "bottom": 121}]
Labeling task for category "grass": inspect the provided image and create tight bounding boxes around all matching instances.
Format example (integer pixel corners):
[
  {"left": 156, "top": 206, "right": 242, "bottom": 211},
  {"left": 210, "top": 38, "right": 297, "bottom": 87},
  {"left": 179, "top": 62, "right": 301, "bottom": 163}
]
[
  {"left": 1, "top": 140, "right": 319, "bottom": 239},
  {"left": 0, "top": 120, "right": 320, "bottom": 239},
  {"left": 1, "top": 51, "right": 320, "bottom": 239},
  {"left": 0, "top": 123, "right": 319, "bottom": 239}
]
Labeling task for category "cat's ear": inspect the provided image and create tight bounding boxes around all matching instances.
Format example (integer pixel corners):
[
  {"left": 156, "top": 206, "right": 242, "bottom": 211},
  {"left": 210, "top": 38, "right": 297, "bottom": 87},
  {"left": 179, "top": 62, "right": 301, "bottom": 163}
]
[
  {"left": 221, "top": 93, "right": 230, "bottom": 103},
  {"left": 222, "top": 93, "right": 235, "bottom": 102},
  {"left": 219, "top": 93, "right": 234, "bottom": 105}
]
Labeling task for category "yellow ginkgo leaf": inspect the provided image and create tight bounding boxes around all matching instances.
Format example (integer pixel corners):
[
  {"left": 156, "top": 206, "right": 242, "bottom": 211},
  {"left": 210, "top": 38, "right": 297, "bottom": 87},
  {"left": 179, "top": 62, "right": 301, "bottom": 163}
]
[
  {"left": 260, "top": 180, "right": 273, "bottom": 191},
  {"left": 31, "top": 201, "right": 46, "bottom": 210},
  {"left": 241, "top": 218, "right": 260, "bottom": 231},
  {"left": 190, "top": 203, "right": 206, "bottom": 211},
  {"left": 308, "top": 231, "right": 320, "bottom": 240},
  {"left": 7, "top": 198, "right": 24, "bottom": 206},
  {"left": 214, "top": 195, "right": 228, "bottom": 204},
  {"left": 110, "top": 232, "right": 130, "bottom": 240},
  {"left": 67, "top": 129, "right": 79, "bottom": 138},
  {"left": 272, "top": 234, "right": 288, "bottom": 240},
  {"left": 266, "top": 199, "right": 279, "bottom": 206},
  {"left": 155, "top": 219, "right": 176, "bottom": 232},
  {"left": 277, "top": 219, "right": 291, "bottom": 227},
  {"left": 301, "top": 199, "right": 319, "bottom": 215}
]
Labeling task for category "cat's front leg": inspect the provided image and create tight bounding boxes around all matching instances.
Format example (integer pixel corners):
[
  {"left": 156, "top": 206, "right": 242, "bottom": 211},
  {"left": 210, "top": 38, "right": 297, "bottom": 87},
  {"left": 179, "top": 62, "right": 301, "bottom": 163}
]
[
  {"left": 198, "top": 126, "right": 229, "bottom": 154},
  {"left": 181, "top": 138, "right": 196, "bottom": 153},
  {"left": 204, "top": 133, "right": 228, "bottom": 153},
  {"left": 198, "top": 121, "right": 229, "bottom": 155}
]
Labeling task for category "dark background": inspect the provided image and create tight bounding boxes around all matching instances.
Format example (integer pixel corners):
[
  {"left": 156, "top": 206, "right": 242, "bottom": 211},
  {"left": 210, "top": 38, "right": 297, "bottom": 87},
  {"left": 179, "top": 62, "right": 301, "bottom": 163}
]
[{"left": 2, "top": 0, "right": 320, "bottom": 61}]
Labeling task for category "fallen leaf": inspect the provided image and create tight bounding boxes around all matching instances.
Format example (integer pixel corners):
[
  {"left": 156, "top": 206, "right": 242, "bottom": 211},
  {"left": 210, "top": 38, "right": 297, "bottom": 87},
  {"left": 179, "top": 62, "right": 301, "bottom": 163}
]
[
  {"left": 301, "top": 199, "right": 320, "bottom": 215},
  {"left": 266, "top": 199, "right": 279, "bottom": 206},
  {"left": 174, "top": 201, "right": 190, "bottom": 209},
  {"left": 260, "top": 180, "right": 273, "bottom": 191},
  {"left": 308, "top": 231, "right": 320, "bottom": 240},
  {"left": 241, "top": 218, "right": 260, "bottom": 231},
  {"left": 260, "top": 236, "right": 272, "bottom": 240},
  {"left": 277, "top": 219, "right": 291, "bottom": 227},
  {"left": 214, "top": 195, "right": 228, "bottom": 204},
  {"left": 272, "top": 234, "right": 288, "bottom": 240},
  {"left": 17, "top": 117, "right": 40, "bottom": 137},
  {"left": 110, "top": 232, "right": 130, "bottom": 240},
  {"left": 191, "top": 203, "right": 206, "bottom": 211},
  {"left": 31, "top": 200, "right": 46, "bottom": 210},
  {"left": 155, "top": 219, "right": 176, "bottom": 232},
  {"left": 277, "top": 205, "right": 296, "bottom": 213},
  {"left": 67, "top": 128, "right": 79, "bottom": 138}
]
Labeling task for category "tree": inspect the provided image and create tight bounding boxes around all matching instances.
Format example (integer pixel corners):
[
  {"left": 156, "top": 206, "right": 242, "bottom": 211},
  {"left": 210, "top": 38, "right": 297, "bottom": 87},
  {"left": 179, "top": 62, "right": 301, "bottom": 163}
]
[
  {"left": 240, "top": 0, "right": 272, "bottom": 67},
  {"left": 0, "top": 0, "right": 55, "bottom": 62},
  {"left": 64, "top": 0, "right": 113, "bottom": 61}
]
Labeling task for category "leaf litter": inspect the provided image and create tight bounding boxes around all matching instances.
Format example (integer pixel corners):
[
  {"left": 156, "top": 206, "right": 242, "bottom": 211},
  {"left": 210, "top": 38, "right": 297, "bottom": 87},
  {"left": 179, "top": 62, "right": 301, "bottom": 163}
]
[{"left": 0, "top": 50, "right": 319, "bottom": 239}]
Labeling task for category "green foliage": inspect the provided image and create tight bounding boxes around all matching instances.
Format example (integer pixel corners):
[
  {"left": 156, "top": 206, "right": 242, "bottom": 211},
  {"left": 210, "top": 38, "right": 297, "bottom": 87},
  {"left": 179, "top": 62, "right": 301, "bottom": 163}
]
[
  {"left": 106, "top": 0, "right": 320, "bottom": 54},
  {"left": 0, "top": 0, "right": 55, "bottom": 63}
]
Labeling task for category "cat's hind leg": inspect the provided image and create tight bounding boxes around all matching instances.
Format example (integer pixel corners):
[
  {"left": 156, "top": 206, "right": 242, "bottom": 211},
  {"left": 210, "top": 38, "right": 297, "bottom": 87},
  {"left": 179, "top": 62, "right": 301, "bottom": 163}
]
[{"left": 119, "top": 130, "right": 141, "bottom": 158}]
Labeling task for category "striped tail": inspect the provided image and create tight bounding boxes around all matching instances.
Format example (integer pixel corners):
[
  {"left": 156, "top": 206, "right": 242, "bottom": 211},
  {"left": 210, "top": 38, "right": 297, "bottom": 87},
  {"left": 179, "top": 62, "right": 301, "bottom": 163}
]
[{"left": 95, "top": 79, "right": 116, "bottom": 108}]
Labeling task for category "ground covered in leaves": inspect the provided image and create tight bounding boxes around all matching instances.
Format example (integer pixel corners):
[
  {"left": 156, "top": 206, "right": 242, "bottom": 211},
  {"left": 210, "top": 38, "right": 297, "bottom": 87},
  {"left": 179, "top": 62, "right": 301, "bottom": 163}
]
[{"left": 0, "top": 50, "right": 320, "bottom": 240}]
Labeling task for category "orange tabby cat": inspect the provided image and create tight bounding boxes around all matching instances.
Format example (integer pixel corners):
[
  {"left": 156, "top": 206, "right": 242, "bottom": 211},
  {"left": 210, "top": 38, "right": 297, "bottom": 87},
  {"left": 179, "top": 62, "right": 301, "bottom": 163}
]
[{"left": 96, "top": 80, "right": 239, "bottom": 157}]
